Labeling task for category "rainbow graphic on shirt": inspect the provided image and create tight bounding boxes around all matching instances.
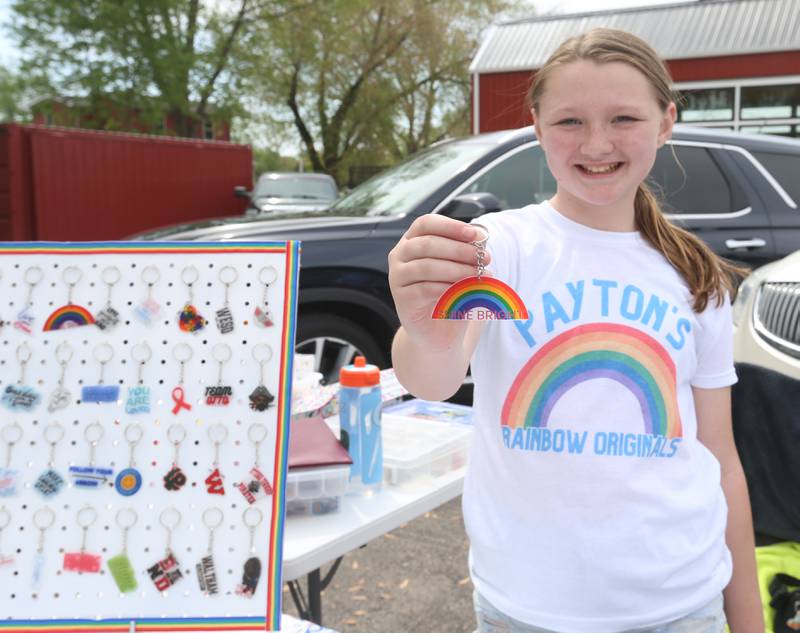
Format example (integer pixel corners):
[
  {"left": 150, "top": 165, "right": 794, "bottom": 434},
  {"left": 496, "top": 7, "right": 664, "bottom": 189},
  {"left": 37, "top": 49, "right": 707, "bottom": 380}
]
[
  {"left": 42, "top": 304, "right": 95, "bottom": 330},
  {"left": 502, "top": 322, "right": 682, "bottom": 438},
  {"left": 432, "top": 276, "right": 528, "bottom": 320}
]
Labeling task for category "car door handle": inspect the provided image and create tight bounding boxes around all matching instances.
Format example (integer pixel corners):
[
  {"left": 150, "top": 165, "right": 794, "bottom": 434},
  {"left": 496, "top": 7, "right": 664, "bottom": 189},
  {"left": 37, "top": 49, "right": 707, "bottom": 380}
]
[{"left": 725, "top": 238, "right": 766, "bottom": 250}]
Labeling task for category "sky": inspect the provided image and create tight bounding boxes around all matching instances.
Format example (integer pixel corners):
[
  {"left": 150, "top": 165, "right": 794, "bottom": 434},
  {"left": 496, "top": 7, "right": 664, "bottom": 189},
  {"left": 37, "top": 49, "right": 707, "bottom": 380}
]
[{"left": 0, "top": 0, "right": 696, "bottom": 70}]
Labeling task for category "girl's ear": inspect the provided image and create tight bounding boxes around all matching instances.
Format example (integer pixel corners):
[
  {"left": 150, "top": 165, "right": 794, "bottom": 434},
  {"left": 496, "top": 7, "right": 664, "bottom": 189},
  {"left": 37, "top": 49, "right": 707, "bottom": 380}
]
[{"left": 657, "top": 102, "right": 677, "bottom": 147}]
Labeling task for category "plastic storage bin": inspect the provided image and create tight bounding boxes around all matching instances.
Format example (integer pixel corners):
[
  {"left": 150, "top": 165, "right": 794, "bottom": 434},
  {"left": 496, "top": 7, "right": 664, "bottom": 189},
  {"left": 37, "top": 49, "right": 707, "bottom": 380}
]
[
  {"left": 381, "top": 415, "right": 472, "bottom": 486},
  {"left": 285, "top": 464, "right": 350, "bottom": 517}
]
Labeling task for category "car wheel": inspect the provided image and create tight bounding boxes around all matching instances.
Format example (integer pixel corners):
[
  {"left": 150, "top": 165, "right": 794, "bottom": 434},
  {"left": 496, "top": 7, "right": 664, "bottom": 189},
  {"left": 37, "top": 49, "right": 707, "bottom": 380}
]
[{"left": 296, "top": 314, "right": 388, "bottom": 385}]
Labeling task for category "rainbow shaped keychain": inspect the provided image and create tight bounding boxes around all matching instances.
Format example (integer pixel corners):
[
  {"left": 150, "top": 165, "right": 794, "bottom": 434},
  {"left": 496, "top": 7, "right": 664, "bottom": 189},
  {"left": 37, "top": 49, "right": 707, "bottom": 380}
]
[{"left": 432, "top": 223, "right": 528, "bottom": 321}]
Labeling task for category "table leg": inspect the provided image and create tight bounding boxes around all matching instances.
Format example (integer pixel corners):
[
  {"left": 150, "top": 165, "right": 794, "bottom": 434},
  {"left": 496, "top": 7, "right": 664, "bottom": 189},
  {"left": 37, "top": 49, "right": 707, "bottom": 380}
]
[{"left": 287, "top": 556, "right": 344, "bottom": 625}]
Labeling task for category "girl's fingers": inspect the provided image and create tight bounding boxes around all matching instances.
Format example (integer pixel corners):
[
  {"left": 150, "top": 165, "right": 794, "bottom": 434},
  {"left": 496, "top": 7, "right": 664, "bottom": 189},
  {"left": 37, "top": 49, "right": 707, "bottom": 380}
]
[
  {"left": 393, "top": 258, "right": 476, "bottom": 288},
  {"left": 398, "top": 234, "right": 482, "bottom": 266},
  {"left": 403, "top": 214, "right": 483, "bottom": 243}
]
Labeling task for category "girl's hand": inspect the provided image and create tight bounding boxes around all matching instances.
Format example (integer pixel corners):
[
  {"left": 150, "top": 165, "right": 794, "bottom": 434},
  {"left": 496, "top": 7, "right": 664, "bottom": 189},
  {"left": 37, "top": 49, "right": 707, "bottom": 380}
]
[{"left": 388, "top": 215, "right": 490, "bottom": 352}]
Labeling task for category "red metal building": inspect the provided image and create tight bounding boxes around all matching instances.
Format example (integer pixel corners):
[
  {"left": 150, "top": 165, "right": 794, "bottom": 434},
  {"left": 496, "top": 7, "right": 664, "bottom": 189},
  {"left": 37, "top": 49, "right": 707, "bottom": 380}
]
[{"left": 470, "top": 0, "right": 800, "bottom": 137}]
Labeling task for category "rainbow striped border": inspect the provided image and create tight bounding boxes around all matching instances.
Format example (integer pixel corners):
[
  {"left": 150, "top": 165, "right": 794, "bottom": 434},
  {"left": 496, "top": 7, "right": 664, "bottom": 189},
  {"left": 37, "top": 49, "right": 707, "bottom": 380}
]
[{"left": 0, "top": 241, "right": 301, "bottom": 633}]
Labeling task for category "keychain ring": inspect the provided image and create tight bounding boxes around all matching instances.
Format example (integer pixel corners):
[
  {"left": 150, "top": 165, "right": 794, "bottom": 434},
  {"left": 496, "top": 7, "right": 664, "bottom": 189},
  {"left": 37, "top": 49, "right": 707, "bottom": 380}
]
[
  {"left": 159, "top": 506, "right": 181, "bottom": 530},
  {"left": 24, "top": 266, "right": 44, "bottom": 286},
  {"left": 258, "top": 266, "right": 278, "bottom": 286},
  {"left": 93, "top": 342, "right": 114, "bottom": 364},
  {"left": 181, "top": 266, "right": 199, "bottom": 286},
  {"left": 2, "top": 422, "right": 23, "bottom": 445},
  {"left": 251, "top": 344, "right": 273, "bottom": 365},
  {"left": 44, "top": 421, "right": 65, "bottom": 445},
  {"left": 212, "top": 343, "right": 232, "bottom": 364},
  {"left": 124, "top": 423, "right": 143, "bottom": 445},
  {"left": 141, "top": 265, "right": 160, "bottom": 285},
  {"left": 470, "top": 223, "right": 489, "bottom": 247},
  {"left": 15, "top": 342, "right": 32, "bottom": 364},
  {"left": 243, "top": 506, "right": 263, "bottom": 529},
  {"left": 77, "top": 505, "right": 98, "bottom": 529},
  {"left": 0, "top": 506, "right": 10, "bottom": 530},
  {"left": 33, "top": 506, "right": 55, "bottom": 530},
  {"left": 55, "top": 341, "right": 73, "bottom": 365},
  {"left": 167, "top": 424, "right": 186, "bottom": 445},
  {"left": 248, "top": 423, "right": 268, "bottom": 445},
  {"left": 84, "top": 422, "right": 104, "bottom": 444},
  {"left": 207, "top": 423, "right": 228, "bottom": 445},
  {"left": 219, "top": 266, "right": 238, "bottom": 285},
  {"left": 202, "top": 507, "right": 224, "bottom": 530},
  {"left": 115, "top": 507, "right": 138, "bottom": 530},
  {"left": 172, "top": 343, "right": 193, "bottom": 363},
  {"left": 102, "top": 266, "right": 121, "bottom": 286},
  {"left": 131, "top": 341, "right": 152, "bottom": 364},
  {"left": 62, "top": 266, "right": 82, "bottom": 286}
]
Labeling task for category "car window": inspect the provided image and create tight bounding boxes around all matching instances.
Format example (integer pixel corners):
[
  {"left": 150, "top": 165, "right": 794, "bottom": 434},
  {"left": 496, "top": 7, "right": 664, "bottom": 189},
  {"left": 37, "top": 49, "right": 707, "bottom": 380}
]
[
  {"left": 255, "top": 176, "right": 337, "bottom": 200},
  {"left": 647, "top": 145, "right": 743, "bottom": 214},
  {"left": 461, "top": 145, "right": 556, "bottom": 209},
  {"left": 750, "top": 151, "right": 800, "bottom": 207}
]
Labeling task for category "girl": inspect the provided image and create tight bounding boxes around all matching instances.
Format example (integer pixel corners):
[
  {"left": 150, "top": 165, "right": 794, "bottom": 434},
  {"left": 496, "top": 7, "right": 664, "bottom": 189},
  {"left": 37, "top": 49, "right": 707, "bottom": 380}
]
[{"left": 388, "top": 28, "right": 763, "bottom": 633}]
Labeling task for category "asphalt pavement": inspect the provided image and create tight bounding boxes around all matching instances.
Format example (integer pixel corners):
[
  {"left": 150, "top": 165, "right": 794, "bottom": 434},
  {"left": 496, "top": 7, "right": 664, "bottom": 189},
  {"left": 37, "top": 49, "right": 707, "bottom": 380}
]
[{"left": 282, "top": 496, "right": 476, "bottom": 632}]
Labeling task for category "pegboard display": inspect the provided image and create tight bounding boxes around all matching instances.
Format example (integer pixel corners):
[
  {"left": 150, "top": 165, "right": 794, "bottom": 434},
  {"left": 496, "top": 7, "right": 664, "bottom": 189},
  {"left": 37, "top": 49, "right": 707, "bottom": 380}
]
[{"left": 0, "top": 241, "right": 300, "bottom": 633}]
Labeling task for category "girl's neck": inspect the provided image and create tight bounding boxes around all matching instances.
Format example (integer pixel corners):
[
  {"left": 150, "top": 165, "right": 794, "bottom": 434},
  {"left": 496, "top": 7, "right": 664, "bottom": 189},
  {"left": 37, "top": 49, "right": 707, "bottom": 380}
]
[{"left": 549, "top": 190, "right": 638, "bottom": 233}]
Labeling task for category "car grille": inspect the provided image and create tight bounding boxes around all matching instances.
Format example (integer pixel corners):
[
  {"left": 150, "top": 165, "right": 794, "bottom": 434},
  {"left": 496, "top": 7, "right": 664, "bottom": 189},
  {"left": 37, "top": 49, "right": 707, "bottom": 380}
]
[{"left": 754, "top": 282, "right": 800, "bottom": 358}]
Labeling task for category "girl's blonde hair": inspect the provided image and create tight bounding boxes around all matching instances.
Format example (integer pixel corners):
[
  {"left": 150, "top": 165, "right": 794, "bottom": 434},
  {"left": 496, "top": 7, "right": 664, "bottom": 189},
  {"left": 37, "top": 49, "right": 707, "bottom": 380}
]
[{"left": 526, "top": 27, "right": 747, "bottom": 312}]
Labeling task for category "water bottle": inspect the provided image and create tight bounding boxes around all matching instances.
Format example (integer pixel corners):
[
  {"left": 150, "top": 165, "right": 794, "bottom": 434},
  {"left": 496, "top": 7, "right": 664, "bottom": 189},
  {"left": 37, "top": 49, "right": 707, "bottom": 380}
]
[{"left": 339, "top": 356, "right": 382, "bottom": 493}]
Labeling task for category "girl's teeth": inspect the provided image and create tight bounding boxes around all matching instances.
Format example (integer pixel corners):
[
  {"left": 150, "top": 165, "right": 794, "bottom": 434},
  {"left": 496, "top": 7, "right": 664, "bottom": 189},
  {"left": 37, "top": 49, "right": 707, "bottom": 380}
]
[{"left": 582, "top": 163, "right": 619, "bottom": 173}]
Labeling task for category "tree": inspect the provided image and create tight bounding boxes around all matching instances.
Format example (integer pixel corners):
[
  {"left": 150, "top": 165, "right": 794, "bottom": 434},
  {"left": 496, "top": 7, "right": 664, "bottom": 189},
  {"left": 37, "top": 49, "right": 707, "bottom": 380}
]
[
  {"left": 0, "top": 65, "right": 26, "bottom": 122},
  {"left": 241, "top": 0, "right": 516, "bottom": 184},
  {"left": 8, "top": 0, "right": 278, "bottom": 135}
]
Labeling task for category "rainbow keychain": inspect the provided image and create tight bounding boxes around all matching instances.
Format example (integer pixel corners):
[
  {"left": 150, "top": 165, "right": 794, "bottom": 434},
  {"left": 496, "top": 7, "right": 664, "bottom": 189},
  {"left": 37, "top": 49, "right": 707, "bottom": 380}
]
[
  {"left": 63, "top": 505, "right": 102, "bottom": 573},
  {"left": 236, "top": 423, "right": 273, "bottom": 504},
  {"left": 48, "top": 342, "right": 73, "bottom": 412},
  {"left": 235, "top": 506, "right": 263, "bottom": 598},
  {"left": 34, "top": 422, "right": 66, "bottom": 498},
  {"left": 31, "top": 506, "right": 55, "bottom": 589},
  {"left": 14, "top": 266, "right": 42, "bottom": 334},
  {"left": 205, "top": 424, "right": 227, "bottom": 495},
  {"left": 431, "top": 223, "right": 528, "bottom": 321},
  {"left": 43, "top": 266, "right": 95, "bottom": 331},
  {"left": 196, "top": 507, "right": 223, "bottom": 596},
  {"left": 178, "top": 265, "right": 206, "bottom": 333},
  {"left": 115, "top": 423, "right": 143, "bottom": 497},
  {"left": 0, "top": 423, "right": 22, "bottom": 497},
  {"left": 125, "top": 342, "right": 152, "bottom": 414},
  {"left": 107, "top": 507, "right": 138, "bottom": 593},
  {"left": 148, "top": 507, "right": 183, "bottom": 591},
  {"left": 133, "top": 265, "right": 162, "bottom": 326},
  {"left": 94, "top": 266, "right": 121, "bottom": 331},
  {"left": 2, "top": 343, "right": 41, "bottom": 412}
]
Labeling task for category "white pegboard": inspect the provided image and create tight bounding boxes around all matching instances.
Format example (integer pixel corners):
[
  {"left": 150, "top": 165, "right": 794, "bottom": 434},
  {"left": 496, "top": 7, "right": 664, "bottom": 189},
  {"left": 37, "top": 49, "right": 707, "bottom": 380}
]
[{"left": 0, "top": 243, "right": 299, "bottom": 631}]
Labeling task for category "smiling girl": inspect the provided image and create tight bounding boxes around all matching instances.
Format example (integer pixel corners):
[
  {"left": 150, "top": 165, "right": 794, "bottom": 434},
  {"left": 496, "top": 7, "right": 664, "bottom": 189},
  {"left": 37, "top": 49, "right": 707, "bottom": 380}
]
[{"left": 388, "top": 28, "right": 763, "bottom": 632}]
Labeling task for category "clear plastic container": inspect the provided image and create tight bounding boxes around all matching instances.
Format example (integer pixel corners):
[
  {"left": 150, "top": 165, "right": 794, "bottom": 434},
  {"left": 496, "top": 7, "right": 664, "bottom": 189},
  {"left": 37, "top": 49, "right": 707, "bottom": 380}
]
[
  {"left": 381, "top": 415, "right": 472, "bottom": 486},
  {"left": 285, "top": 464, "right": 350, "bottom": 517}
]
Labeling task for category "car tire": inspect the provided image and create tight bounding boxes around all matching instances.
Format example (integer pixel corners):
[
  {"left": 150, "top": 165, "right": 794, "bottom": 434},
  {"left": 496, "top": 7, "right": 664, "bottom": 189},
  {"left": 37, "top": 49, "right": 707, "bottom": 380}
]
[{"left": 296, "top": 313, "right": 388, "bottom": 385}]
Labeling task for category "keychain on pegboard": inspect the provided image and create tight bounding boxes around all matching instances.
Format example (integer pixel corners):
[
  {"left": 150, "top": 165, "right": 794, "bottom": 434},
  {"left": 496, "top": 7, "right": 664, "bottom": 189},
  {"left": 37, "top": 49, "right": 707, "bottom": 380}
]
[
  {"left": 236, "top": 423, "right": 273, "bottom": 503},
  {"left": 34, "top": 422, "right": 66, "bottom": 498},
  {"left": 163, "top": 424, "right": 188, "bottom": 491},
  {"left": 94, "top": 266, "right": 121, "bottom": 331},
  {"left": 171, "top": 343, "right": 193, "bottom": 415},
  {"left": 69, "top": 422, "right": 113, "bottom": 489},
  {"left": 0, "top": 422, "right": 23, "bottom": 497},
  {"left": 44, "top": 266, "right": 95, "bottom": 330},
  {"left": 215, "top": 266, "right": 237, "bottom": 334},
  {"left": 178, "top": 265, "right": 205, "bottom": 334},
  {"left": 63, "top": 505, "right": 102, "bottom": 573},
  {"left": 48, "top": 341, "right": 73, "bottom": 412},
  {"left": 134, "top": 265, "right": 162, "bottom": 326},
  {"left": 197, "top": 507, "right": 223, "bottom": 596},
  {"left": 115, "top": 423, "right": 144, "bottom": 497},
  {"left": 205, "top": 424, "right": 228, "bottom": 495},
  {"left": 206, "top": 343, "right": 233, "bottom": 406},
  {"left": 235, "top": 506, "right": 263, "bottom": 598},
  {"left": 148, "top": 507, "right": 183, "bottom": 591},
  {"left": 31, "top": 506, "right": 55, "bottom": 589},
  {"left": 15, "top": 265, "right": 42, "bottom": 334},
  {"left": 125, "top": 341, "right": 152, "bottom": 414},
  {"left": 0, "top": 505, "right": 13, "bottom": 568},
  {"left": 3, "top": 342, "right": 40, "bottom": 412},
  {"left": 82, "top": 343, "right": 119, "bottom": 404},
  {"left": 107, "top": 507, "right": 138, "bottom": 593}
]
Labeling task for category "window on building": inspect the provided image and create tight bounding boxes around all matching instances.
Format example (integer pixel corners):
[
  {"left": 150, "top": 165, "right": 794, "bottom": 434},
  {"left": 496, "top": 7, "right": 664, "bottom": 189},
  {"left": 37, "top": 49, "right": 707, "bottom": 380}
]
[
  {"left": 647, "top": 145, "right": 743, "bottom": 215},
  {"left": 741, "top": 83, "right": 800, "bottom": 120},
  {"left": 677, "top": 87, "right": 734, "bottom": 122},
  {"left": 752, "top": 151, "right": 800, "bottom": 207},
  {"left": 461, "top": 145, "right": 556, "bottom": 209},
  {"left": 204, "top": 119, "right": 214, "bottom": 139}
]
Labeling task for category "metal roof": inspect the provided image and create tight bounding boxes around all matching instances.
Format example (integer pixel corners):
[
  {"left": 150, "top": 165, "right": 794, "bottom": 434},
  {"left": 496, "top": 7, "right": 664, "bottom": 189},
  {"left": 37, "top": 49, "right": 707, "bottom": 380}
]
[{"left": 470, "top": 0, "right": 800, "bottom": 73}]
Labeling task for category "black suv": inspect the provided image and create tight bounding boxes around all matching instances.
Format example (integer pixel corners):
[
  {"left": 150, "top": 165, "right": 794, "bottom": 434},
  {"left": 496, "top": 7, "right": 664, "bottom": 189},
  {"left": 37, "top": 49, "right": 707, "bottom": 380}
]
[{"left": 135, "top": 125, "right": 800, "bottom": 383}]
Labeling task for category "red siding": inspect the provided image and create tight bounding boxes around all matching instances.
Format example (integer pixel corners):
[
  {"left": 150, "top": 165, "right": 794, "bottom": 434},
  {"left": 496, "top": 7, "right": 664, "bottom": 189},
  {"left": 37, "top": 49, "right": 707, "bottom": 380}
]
[
  {"left": 477, "top": 51, "right": 800, "bottom": 133},
  {"left": 0, "top": 124, "right": 252, "bottom": 241}
]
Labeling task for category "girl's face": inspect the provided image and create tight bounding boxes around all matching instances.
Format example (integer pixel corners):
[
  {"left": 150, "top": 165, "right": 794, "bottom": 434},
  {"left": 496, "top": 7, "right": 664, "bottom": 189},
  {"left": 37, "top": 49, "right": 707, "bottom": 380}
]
[{"left": 532, "top": 60, "right": 676, "bottom": 231}]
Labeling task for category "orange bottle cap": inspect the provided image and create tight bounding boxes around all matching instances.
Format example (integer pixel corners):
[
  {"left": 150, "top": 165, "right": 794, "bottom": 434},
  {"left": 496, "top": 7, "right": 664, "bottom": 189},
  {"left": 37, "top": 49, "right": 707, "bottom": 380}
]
[{"left": 339, "top": 356, "right": 380, "bottom": 387}]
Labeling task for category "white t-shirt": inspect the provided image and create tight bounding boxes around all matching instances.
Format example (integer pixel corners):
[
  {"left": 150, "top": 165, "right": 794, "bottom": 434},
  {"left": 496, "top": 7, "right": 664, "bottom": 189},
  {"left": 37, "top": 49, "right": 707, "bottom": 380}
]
[{"left": 464, "top": 201, "right": 737, "bottom": 633}]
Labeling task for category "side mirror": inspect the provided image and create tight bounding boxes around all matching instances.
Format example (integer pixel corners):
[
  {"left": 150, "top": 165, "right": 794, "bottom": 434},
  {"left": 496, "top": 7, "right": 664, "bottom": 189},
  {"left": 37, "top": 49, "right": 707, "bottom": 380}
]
[
  {"left": 442, "top": 192, "right": 503, "bottom": 221},
  {"left": 233, "top": 185, "right": 251, "bottom": 199}
]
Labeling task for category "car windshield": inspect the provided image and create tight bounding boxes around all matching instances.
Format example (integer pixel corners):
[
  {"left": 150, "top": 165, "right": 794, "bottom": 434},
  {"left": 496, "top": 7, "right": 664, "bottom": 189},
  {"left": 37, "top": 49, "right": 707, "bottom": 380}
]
[
  {"left": 329, "top": 138, "right": 495, "bottom": 217},
  {"left": 254, "top": 176, "right": 337, "bottom": 200}
]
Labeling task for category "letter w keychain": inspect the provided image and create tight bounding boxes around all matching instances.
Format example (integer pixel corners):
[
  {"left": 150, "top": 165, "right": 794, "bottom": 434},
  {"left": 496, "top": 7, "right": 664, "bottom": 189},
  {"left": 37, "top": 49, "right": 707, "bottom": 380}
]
[
  {"left": 215, "top": 266, "right": 237, "bottom": 334},
  {"left": 236, "top": 423, "right": 273, "bottom": 504},
  {"left": 431, "top": 223, "right": 529, "bottom": 321},
  {"left": 235, "top": 507, "right": 263, "bottom": 598},
  {"left": 205, "top": 424, "right": 227, "bottom": 495},
  {"left": 107, "top": 508, "right": 138, "bottom": 593},
  {"left": 196, "top": 507, "right": 223, "bottom": 595},
  {"left": 63, "top": 505, "right": 102, "bottom": 573}
]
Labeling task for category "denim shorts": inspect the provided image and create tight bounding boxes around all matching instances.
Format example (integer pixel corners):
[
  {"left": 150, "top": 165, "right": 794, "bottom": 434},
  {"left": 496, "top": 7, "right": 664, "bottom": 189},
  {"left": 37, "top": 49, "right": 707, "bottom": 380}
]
[{"left": 473, "top": 589, "right": 726, "bottom": 633}]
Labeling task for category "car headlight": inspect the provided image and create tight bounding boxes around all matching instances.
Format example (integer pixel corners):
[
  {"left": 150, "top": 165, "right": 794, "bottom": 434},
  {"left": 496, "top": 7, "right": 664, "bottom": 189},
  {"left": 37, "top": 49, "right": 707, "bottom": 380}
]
[{"left": 732, "top": 271, "right": 763, "bottom": 327}]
